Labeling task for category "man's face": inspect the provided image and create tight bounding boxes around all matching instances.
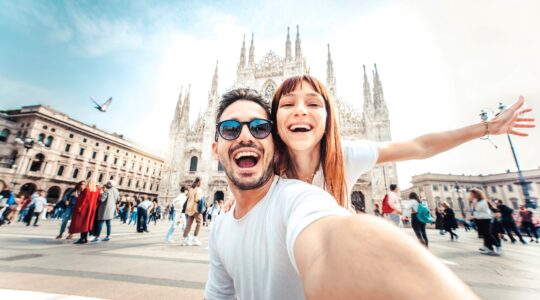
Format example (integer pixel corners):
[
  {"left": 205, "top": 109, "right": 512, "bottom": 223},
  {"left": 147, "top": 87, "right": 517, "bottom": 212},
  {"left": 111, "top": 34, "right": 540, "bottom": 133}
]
[{"left": 212, "top": 100, "right": 274, "bottom": 190}]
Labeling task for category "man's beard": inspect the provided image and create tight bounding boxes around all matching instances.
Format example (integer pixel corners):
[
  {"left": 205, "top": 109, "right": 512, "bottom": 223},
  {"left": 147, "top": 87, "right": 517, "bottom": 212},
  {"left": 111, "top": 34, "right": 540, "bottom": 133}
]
[{"left": 225, "top": 162, "right": 274, "bottom": 191}]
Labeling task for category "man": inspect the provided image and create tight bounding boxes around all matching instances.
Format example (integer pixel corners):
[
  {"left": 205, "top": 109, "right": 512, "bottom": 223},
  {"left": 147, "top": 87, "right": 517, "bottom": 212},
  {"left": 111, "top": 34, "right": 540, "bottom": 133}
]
[
  {"left": 166, "top": 186, "right": 188, "bottom": 243},
  {"left": 496, "top": 199, "right": 527, "bottom": 244},
  {"left": 205, "top": 88, "right": 477, "bottom": 299},
  {"left": 26, "top": 190, "right": 47, "bottom": 227},
  {"left": 92, "top": 180, "right": 120, "bottom": 242},
  {"left": 137, "top": 197, "right": 152, "bottom": 233},
  {"left": 519, "top": 205, "right": 539, "bottom": 243},
  {"left": 386, "top": 184, "right": 402, "bottom": 226}
]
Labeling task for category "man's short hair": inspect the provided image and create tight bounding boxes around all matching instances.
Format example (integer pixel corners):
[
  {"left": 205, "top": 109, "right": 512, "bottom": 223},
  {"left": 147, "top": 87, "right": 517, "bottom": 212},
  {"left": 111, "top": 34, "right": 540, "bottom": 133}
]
[
  {"left": 215, "top": 88, "right": 271, "bottom": 123},
  {"left": 389, "top": 184, "right": 398, "bottom": 192},
  {"left": 180, "top": 186, "right": 187, "bottom": 193}
]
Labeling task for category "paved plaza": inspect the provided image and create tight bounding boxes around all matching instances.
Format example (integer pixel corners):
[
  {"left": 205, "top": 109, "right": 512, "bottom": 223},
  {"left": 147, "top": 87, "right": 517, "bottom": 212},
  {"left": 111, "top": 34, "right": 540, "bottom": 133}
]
[{"left": 0, "top": 218, "right": 538, "bottom": 299}]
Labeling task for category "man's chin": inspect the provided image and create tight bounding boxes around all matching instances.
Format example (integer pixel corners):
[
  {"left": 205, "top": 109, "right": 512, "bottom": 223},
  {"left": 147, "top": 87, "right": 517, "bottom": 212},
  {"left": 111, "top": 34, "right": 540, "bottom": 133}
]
[{"left": 230, "top": 172, "right": 272, "bottom": 190}]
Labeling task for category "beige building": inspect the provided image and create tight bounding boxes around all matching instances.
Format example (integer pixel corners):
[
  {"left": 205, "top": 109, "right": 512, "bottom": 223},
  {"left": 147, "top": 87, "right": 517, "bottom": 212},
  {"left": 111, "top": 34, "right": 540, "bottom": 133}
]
[
  {"left": 402, "top": 169, "right": 540, "bottom": 217},
  {"left": 0, "top": 105, "right": 164, "bottom": 204}
]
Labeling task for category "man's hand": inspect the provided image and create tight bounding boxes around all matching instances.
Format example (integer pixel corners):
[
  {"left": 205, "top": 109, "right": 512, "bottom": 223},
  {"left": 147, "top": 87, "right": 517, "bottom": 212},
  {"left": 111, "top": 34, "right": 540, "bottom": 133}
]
[{"left": 489, "top": 96, "right": 535, "bottom": 136}]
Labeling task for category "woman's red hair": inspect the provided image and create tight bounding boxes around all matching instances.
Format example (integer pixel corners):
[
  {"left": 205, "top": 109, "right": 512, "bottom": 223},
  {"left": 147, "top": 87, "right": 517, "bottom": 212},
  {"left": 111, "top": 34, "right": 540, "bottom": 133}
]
[{"left": 271, "top": 75, "right": 348, "bottom": 207}]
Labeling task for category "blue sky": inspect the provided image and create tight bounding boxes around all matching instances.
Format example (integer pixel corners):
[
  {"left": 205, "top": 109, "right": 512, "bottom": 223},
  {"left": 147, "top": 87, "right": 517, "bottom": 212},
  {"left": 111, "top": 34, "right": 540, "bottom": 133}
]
[{"left": 1, "top": 0, "right": 539, "bottom": 187}]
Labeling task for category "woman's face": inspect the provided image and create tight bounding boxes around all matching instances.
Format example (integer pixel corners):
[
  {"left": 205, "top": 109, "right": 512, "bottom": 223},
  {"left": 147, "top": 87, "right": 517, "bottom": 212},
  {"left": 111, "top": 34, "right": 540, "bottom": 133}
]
[{"left": 276, "top": 81, "right": 327, "bottom": 152}]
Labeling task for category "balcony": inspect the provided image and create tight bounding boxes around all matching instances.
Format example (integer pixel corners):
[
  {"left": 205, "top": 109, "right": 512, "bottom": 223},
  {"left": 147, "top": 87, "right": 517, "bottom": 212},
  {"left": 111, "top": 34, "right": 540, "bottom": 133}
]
[{"left": 0, "top": 162, "right": 14, "bottom": 169}]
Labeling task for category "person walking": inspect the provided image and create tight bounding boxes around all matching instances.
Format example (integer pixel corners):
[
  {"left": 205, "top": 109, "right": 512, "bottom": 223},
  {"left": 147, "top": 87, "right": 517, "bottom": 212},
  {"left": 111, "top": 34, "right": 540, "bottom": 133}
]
[
  {"left": 166, "top": 186, "right": 188, "bottom": 243},
  {"left": 409, "top": 193, "right": 431, "bottom": 247},
  {"left": 519, "top": 205, "right": 539, "bottom": 243},
  {"left": 91, "top": 180, "right": 119, "bottom": 242},
  {"left": 128, "top": 202, "right": 137, "bottom": 225},
  {"left": 137, "top": 198, "right": 152, "bottom": 233},
  {"left": 435, "top": 207, "right": 445, "bottom": 235},
  {"left": 69, "top": 178, "right": 101, "bottom": 244},
  {"left": 182, "top": 177, "right": 204, "bottom": 246},
  {"left": 441, "top": 202, "right": 459, "bottom": 241},
  {"left": 383, "top": 184, "right": 402, "bottom": 226},
  {"left": 469, "top": 188, "right": 498, "bottom": 256},
  {"left": 26, "top": 190, "right": 47, "bottom": 227},
  {"left": 496, "top": 199, "right": 527, "bottom": 244},
  {"left": 56, "top": 181, "right": 85, "bottom": 239}
]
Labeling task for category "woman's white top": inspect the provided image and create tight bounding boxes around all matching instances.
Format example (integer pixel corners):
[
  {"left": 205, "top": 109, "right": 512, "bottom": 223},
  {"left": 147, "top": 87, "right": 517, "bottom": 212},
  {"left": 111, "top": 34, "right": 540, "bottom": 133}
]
[
  {"left": 311, "top": 140, "right": 379, "bottom": 205},
  {"left": 473, "top": 199, "right": 492, "bottom": 219}
]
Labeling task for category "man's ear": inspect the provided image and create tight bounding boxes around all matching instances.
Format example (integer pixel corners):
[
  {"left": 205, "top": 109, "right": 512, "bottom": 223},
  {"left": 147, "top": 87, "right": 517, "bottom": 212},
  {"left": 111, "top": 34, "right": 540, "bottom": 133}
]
[{"left": 211, "top": 142, "right": 218, "bottom": 159}]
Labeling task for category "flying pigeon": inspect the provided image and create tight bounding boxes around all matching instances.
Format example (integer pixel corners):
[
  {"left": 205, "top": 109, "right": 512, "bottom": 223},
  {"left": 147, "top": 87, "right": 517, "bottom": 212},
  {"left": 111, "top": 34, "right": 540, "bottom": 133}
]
[{"left": 90, "top": 97, "right": 113, "bottom": 112}]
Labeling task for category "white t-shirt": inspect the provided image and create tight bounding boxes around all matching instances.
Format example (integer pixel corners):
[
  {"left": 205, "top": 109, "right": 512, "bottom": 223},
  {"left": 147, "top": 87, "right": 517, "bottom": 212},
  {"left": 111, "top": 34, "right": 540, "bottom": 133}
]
[
  {"left": 311, "top": 140, "right": 378, "bottom": 203},
  {"left": 138, "top": 200, "right": 153, "bottom": 210},
  {"left": 204, "top": 176, "right": 350, "bottom": 300},
  {"left": 31, "top": 196, "right": 48, "bottom": 213}
]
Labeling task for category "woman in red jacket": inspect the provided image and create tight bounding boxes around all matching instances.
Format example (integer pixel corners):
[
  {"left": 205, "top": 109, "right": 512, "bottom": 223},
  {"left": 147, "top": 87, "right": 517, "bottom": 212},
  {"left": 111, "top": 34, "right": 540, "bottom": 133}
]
[{"left": 69, "top": 178, "right": 101, "bottom": 244}]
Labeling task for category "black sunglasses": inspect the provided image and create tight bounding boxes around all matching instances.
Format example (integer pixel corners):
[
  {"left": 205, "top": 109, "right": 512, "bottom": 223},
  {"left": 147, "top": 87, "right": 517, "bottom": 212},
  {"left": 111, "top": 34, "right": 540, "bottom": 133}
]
[{"left": 215, "top": 119, "right": 273, "bottom": 141}]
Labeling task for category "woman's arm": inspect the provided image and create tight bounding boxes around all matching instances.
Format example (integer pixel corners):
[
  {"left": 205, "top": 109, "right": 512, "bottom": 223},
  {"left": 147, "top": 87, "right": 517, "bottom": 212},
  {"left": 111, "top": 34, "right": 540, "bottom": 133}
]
[{"left": 377, "top": 96, "right": 534, "bottom": 164}]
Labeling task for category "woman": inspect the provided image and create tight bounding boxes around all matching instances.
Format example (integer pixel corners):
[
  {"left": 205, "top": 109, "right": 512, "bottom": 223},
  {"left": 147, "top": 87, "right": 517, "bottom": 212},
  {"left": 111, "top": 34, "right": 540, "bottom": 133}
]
[
  {"left": 56, "top": 180, "right": 85, "bottom": 239},
  {"left": 435, "top": 207, "right": 445, "bottom": 235},
  {"left": 441, "top": 201, "right": 459, "bottom": 241},
  {"left": 69, "top": 178, "right": 101, "bottom": 244},
  {"left": 182, "top": 177, "right": 204, "bottom": 246},
  {"left": 409, "top": 192, "right": 428, "bottom": 247},
  {"left": 469, "top": 188, "right": 498, "bottom": 256},
  {"left": 270, "top": 75, "right": 533, "bottom": 209}
]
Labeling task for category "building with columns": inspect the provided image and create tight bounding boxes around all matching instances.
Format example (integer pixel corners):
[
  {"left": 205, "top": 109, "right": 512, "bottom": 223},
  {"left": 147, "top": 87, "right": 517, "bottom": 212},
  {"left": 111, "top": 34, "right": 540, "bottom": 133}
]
[
  {"left": 159, "top": 26, "right": 397, "bottom": 212},
  {"left": 0, "top": 105, "right": 164, "bottom": 203},
  {"left": 401, "top": 168, "right": 540, "bottom": 217}
]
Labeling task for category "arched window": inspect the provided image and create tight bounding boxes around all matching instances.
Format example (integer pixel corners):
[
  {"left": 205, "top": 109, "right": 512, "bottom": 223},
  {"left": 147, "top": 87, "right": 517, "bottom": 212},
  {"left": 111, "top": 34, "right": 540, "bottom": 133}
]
[
  {"left": 446, "top": 197, "right": 453, "bottom": 208},
  {"left": 86, "top": 171, "right": 92, "bottom": 179},
  {"left": 189, "top": 156, "right": 198, "bottom": 172},
  {"left": 38, "top": 133, "right": 46, "bottom": 143},
  {"left": 98, "top": 173, "right": 104, "bottom": 183},
  {"left": 73, "top": 168, "right": 79, "bottom": 179},
  {"left": 57, "top": 165, "right": 65, "bottom": 176},
  {"left": 0, "top": 128, "right": 10, "bottom": 142},
  {"left": 217, "top": 161, "right": 224, "bottom": 172},
  {"left": 45, "top": 136, "right": 54, "bottom": 147},
  {"left": 29, "top": 153, "right": 45, "bottom": 172}
]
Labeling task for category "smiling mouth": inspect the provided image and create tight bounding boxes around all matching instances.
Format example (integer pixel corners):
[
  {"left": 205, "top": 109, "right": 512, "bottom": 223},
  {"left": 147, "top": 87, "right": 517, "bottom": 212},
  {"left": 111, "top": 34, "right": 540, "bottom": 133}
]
[
  {"left": 234, "top": 151, "right": 260, "bottom": 169},
  {"left": 288, "top": 123, "right": 313, "bottom": 133}
]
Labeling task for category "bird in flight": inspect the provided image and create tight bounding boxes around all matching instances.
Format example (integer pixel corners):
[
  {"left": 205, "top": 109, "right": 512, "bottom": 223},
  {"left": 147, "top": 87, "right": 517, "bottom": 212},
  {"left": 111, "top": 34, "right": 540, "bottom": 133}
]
[{"left": 90, "top": 97, "right": 113, "bottom": 112}]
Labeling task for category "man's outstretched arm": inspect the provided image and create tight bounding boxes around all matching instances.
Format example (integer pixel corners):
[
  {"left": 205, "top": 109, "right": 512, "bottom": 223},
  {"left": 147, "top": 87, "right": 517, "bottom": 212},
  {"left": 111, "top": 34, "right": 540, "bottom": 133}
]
[
  {"left": 376, "top": 96, "right": 534, "bottom": 164},
  {"left": 295, "top": 214, "right": 479, "bottom": 300}
]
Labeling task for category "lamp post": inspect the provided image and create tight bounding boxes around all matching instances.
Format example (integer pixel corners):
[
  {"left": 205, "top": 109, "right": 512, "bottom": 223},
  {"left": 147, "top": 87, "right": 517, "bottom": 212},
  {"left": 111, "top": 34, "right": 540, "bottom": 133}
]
[
  {"left": 454, "top": 182, "right": 466, "bottom": 218},
  {"left": 11, "top": 137, "right": 43, "bottom": 191},
  {"left": 497, "top": 102, "right": 535, "bottom": 209}
]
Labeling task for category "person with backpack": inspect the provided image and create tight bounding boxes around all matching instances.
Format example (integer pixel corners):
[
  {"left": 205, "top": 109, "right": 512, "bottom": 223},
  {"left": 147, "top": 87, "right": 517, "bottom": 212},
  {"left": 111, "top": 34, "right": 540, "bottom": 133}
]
[
  {"left": 182, "top": 177, "right": 204, "bottom": 246},
  {"left": 409, "top": 193, "right": 432, "bottom": 247},
  {"left": 382, "top": 184, "right": 402, "bottom": 226},
  {"left": 496, "top": 199, "right": 527, "bottom": 244},
  {"left": 56, "top": 181, "right": 85, "bottom": 239},
  {"left": 441, "top": 201, "right": 459, "bottom": 240}
]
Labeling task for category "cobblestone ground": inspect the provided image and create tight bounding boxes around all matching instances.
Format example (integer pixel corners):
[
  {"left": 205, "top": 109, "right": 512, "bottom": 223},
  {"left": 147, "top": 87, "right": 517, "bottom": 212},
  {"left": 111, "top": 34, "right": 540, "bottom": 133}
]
[{"left": 0, "top": 218, "right": 538, "bottom": 299}]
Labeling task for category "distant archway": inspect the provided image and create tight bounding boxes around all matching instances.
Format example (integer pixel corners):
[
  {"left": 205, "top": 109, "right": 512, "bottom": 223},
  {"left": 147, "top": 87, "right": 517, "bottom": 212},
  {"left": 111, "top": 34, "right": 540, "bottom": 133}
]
[
  {"left": 46, "top": 186, "right": 61, "bottom": 203},
  {"left": 19, "top": 182, "right": 37, "bottom": 197}
]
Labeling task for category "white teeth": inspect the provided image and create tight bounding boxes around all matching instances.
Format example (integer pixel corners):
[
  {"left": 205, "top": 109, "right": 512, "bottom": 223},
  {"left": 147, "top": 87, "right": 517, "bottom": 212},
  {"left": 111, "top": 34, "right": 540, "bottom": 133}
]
[
  {"left": 234, "top": 151, "right": 259, "bottom": 160},
  {"left": 289, "top": 124, "right": 312, "bottom": 130}
]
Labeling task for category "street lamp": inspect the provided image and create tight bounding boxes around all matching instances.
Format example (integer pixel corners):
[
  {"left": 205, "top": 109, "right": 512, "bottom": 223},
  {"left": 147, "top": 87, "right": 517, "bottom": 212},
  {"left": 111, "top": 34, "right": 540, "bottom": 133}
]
[
  {"left": 496, "top": 103, "right": 535, "bottom": 209},
  {"left": 454, "top": 182, "right": 466, "bottom": 218},
  {"left": 11, "top": 137, "right": 44, "bottom": 191}
]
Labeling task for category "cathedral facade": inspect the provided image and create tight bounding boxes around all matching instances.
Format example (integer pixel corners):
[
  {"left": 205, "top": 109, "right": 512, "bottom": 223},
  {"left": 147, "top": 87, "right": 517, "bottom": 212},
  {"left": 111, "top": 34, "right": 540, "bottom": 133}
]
[{"left": 158, "top": 26, "right": 398, "bottom": 213}]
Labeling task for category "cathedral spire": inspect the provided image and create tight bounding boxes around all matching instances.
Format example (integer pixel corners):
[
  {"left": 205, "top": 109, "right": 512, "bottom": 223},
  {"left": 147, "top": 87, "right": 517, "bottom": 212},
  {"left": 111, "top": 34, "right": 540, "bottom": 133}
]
[
  {"left": 211, "top": 60, "right": 218, "bottom": 96},
  {"left": 248, "top": 33, "right": 255, "bottom": 67},
  {"left": 285, "top": 27, "right": 292, "bottom": 62},
  {"left": 295, "top": 25, "right": 302, "bottom": 61},
  {"left": 326, "top": 44, "right": 336, "bottom": 98},
  {"left": 182, "top": 84, "right": 191, "bottom": 124},
  {"left": 171, "top": 86, "right": 184, "bottom": 130},
  {"left": 238, "top": 34, "right": 246, "bottom": 70},
  {"left": 363, "top": 65, "right": 373, "bottom": 113},
  {"left": 372, "top": 64, "right": 386, "bottom": 110}
]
